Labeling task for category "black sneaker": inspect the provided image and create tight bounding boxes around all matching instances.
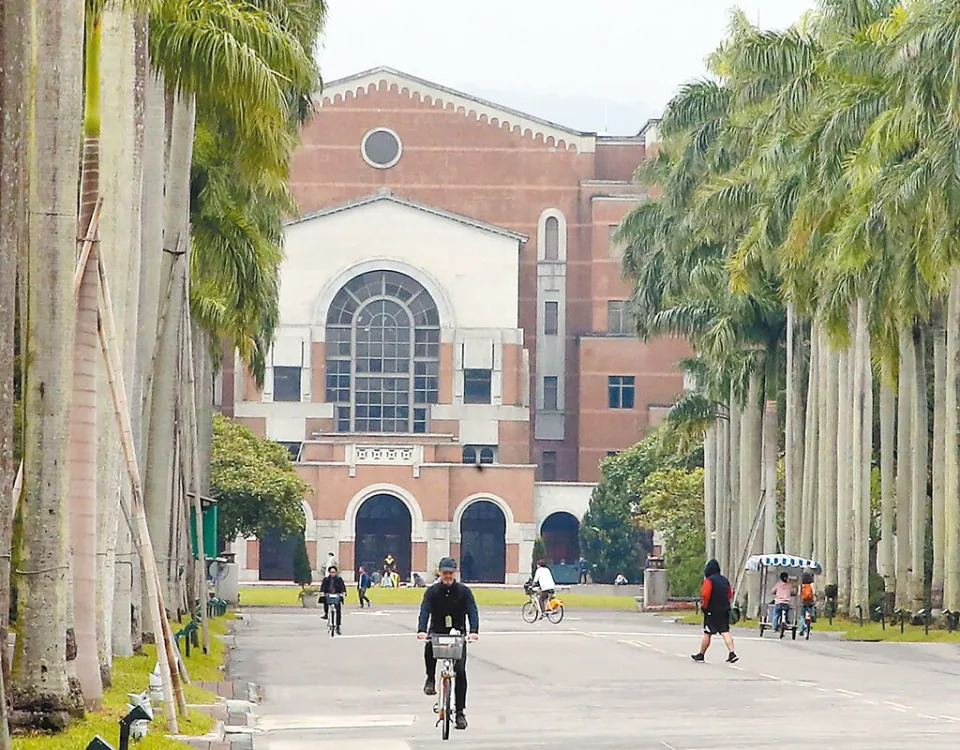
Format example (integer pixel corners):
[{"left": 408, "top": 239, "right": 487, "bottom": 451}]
[
  {"left": 321, "top": 614, "right": 328, "bottom": 620},
  {"left": 726, "top": 652, "right": 739, "bottom": 663},
  {"left": 423, "top": 677, "right": 436, "bottom": 696},
  {"left": 455, "top": 712, "right": 468, "bottom": 730},
  {"left": 691, "top": 653, "right": 705, "bottom": 663}
]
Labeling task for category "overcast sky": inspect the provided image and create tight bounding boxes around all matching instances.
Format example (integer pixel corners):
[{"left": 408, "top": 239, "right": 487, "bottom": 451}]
[{"left": 317, "top": 1, "right": 817, "bottom": 135}]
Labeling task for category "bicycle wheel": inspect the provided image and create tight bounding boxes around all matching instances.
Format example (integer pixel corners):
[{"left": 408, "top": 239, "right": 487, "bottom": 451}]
[
  {"left": 521, "top": 601, "right": 538, "bottom": 623},
  {"left": 546, "top": 603, "right": 564, "bottom": 624},
  {"left": 441, "top": 674, "right": 451, "bottom": 740}
]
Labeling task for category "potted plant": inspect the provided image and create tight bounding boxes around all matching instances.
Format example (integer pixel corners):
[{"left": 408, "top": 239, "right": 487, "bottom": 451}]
[{"left": 299, "top": 586, "right": 320, "bottom": 608}]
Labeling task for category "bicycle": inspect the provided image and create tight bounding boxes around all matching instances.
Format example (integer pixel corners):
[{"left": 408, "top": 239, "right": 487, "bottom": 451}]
[
  {"left": 430, "top": 632, "right": 464, "bottom": 740},
  {"left": 325, "top": 593, "right": 343, "bottom": 637},
  {"left": 521, "top": 583, "right": 564, "bottom": 624}
]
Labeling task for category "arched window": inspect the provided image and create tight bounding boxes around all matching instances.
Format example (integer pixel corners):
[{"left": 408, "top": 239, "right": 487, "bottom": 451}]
[
  {"left": 544, "top": 216, "right": 559, "bottom": 260},
  {"left": 325, "top": 271, "right": 439, "bottom": 433}
]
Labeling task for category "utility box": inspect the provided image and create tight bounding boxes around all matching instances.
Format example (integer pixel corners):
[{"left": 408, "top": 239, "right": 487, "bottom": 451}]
[{"left": 189, "top": 495, "right": 218, "bottom": 559}]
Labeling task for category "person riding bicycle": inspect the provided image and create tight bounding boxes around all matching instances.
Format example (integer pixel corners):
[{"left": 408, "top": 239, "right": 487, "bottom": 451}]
[
  {"left": 417, "top": 557, "right": 479, "bottom": 731},
  {"left": 771, "top": 571, "right": 793, "bottom": 630},
  {"left": 532, "top": 559, "right": 556, "bottom": 614},
  {"left": 799, "top": 571, "right": 816, "bottom": 634},
  {"left": 320, "top": 565, "right": 347, "bottom": 634}
]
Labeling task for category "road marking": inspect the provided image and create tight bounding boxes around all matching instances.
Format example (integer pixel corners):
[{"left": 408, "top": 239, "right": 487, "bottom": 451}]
[
  {"left": 920, "top": 714, "right": 938, "bottom": 720},
  {"left": 729, "top": 665, "right": 746, "bottom": 671},
  {"left": 939, "top": 715, "right": 960, "bottom": 722},
  {"left": 861, "top": 699, "right": 879, "bottom": 706},
  {"left": 257, "top": 714, "right": 417, "bottom": 731},
  {"left": 883, "top": 701, "right": 912, "bottom": 712},
  {"left": 793, "top": 681, "right": 816, "bottom": 688},
  {"left": 661, "top": 742, "right": 678, "bottom": 750},
  {"left": 835, "top": 689, "right": 862, "bottom": 697},
  {"left": 759, "top": 673, "right": 781, "bottom": 681}
]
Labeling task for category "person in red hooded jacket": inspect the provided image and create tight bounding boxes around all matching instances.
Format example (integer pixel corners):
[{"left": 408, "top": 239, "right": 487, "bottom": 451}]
[{"left": 691, "top": 559, "right": 738, "bottom": 664}]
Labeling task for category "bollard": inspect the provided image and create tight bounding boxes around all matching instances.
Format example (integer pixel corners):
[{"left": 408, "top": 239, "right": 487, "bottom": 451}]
[{"left": 856, "top": 605, "right": 863, "bottom": 628}]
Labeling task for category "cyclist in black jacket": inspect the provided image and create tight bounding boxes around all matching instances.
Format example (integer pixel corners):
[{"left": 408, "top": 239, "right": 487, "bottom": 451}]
[
  {"left": 320, "top": 565, "right": 347, "bottom": 634},
  {"left": 417, "top": 557, "right": 479, "bottom": 730}
]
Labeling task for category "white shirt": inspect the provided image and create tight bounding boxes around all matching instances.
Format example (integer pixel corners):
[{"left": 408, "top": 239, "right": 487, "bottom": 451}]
[{"left": 533, "top": 566, "right": 555, "bottom": 590}]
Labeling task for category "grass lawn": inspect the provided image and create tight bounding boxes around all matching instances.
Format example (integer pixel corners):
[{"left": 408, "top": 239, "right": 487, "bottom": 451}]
[
  {"left": 676, "top": 611, "right": 960, "bottom": 643},
  {"left": 239, "top": 585, "right": 638, "bottom": 611},
  {"left": 11, "top": 615, "right": 234, "bottom": 750}
]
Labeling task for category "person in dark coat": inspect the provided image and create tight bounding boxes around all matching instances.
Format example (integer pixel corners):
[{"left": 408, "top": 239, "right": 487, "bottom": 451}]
[
  {"left": 357, "top": 565, "right": 371, "bottom": 608},
  {"left": 320, "top": 565, "right": 347, "bottom": 634},
  {"left": 691, "top": 559, "right": 738, "bottom": 664}
]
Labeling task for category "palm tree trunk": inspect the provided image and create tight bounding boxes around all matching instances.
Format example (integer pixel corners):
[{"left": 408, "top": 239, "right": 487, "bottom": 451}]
[
  {"left": 944, "top": 271, "right": 960, "bottom": 610},
  {"left": 836, "top": 343, "right": 852, "bottom": 610},
  {"left": 0, "top": 0, "right": 29, "bottom": 743},
  {"left": 704, "top": 425, "right": 717, "bottom": 559},
  {"left": 143, "top": 92, "right": 194, "bottom": 615},
  {"left": 741, "top": 374, "right": 762, "bottom": 617},
  {"left": 800, "top": 324, "right": 819, "bottom": 558},
  {"left": 895, "top": 325, "right": 914, "bottom": 609},
  {"left": 10, "top": 0, "right": 84, "bottom": 728},
  {"left": 823, "top": 336, "right": 839, "bottom": 588},
  {"left": 728, "top": 393, "right": 741, "bottom": 569},
  {"left": 850, "top": 300, "right": 870, "bottom": 616},
  {"left": 762, "top": 393, "right": 778, "bottom": 552},
  {"left": 910, "top": 327, "right": 928, "bottom": 609},
  {"left": 69, "top": 11, "right": 105, "bottom": 709},
  {"left": 879, "top": 365, "right": 896, "bottom": 597},
  {"left": 931, "top": 310, "right": 947, "bottom": 608},
  {"left": 785, "top": 304, "right": 804, "bottom": 552},
  {"left": 716, "top": 406, "right": 730, "bottom": 574}
]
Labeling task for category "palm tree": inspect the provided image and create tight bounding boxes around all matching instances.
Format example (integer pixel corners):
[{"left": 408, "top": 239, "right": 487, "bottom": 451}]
[{"left": 10, "top": 0, "right": 85, "bottom": 730}]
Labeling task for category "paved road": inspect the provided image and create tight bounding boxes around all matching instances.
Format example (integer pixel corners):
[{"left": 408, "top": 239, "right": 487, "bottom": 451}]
[{"left": 230, "top": 603, "right": 960, "bottom": 749}]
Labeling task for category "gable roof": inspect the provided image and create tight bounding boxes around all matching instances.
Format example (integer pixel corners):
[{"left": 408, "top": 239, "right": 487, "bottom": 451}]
[
  {"left": 286, "top": 189, "right": 529, "bottom": 242},
  {"left": 318, "top": 66, "right": 598, "bottom": 154}
]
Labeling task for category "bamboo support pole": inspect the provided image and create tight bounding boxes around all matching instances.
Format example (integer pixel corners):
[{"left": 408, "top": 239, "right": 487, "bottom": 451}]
[
  {"left": 95, "top": 255, "right": 184, "bottom": 730},
  {"left": 73, "top": 197, "right": 104, "bottom": 298}
]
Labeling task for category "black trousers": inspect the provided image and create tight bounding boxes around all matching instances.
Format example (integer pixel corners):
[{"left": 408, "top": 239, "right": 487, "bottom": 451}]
[
  {"left": 358, "top": 587, "right": 371, "bottom": 607},
  {"left": 424, "top": 640, "right": 468, "bottom": 712},
  {"left": 323, "top": 601, "right": 342, "bottom": 626},
  {"left": 578, "top": 570, "right": 588, "bottom": 584}
]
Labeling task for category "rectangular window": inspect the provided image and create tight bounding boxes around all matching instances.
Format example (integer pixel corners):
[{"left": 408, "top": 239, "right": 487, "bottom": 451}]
[
  {"left": 541, "top": 451, "right": 557, "bottom": 481},
  {"left": 273, "top": 366, "right": 302, "bottom": 402},
  {"left": 608, "top": 375, "right": 635, "bottom": 409},
  {"left": 278, "top": 442, "right": 302, "bottom": 461},
  {"left": 336, "top": 406, "right": 350, "bottom": 433},
  {"left": 607, "top": 300, "right": 631, "bottom": 335},
  {"left": 464, "top": 369, "right": 492, "bottom": 404},
  {"left": 325, "top": 359, "right": 350, "bottom": 402},
  {"left": 544, "top": 301, "right": 559, "bottom": 335},
  {"left": 414, "top": 360, "right": 439, "bottom": 405},
  {"left": 413, "top": 407, "right": 428, "bottom": 434},
  {"left": 543, "top": 376, "right": 558, "bottom": 411},
  {"left": 609, "top": 224, "right": 623, "bottom": 258}
]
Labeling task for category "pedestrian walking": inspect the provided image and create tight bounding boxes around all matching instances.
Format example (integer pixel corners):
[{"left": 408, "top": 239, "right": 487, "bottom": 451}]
[
  {"left": 691, "top": 558, "right": 738, "bottom": 664},
  {"left": 357, "top": 565, "right": 372, "bottom": 608},
  {"left": 577, "top": 556, "right": 589, "bottom": 584}
]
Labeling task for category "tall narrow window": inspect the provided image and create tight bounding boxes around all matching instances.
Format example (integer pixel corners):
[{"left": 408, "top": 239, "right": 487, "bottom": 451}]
[
  {"left": 325, "top": 270, "right": 440, "bottom": 433},
  {"left": 607, "top": 300, "right": 632, "bottom": 335},
  {"left": 543, "top": 376, "right": 558, "bottom": 411},
  {"left": 544, "top": 301, "right": 559, "bottom": 335},
  {"left": 544, "top": 216, "right": 559, "bottom": 260},
  {"left": 541, "top": 451, "right": 557, "bottom": 481}
]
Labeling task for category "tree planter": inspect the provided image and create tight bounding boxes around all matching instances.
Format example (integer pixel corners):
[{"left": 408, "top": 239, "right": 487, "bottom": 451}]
[{"left": 300, "top": 590, "right": 319, "bottom": 608}]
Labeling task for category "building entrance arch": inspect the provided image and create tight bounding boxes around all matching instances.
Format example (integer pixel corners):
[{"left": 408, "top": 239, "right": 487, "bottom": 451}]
[
  {"left": 460, "top": 501, "right": 506, "bottom": 583},
  {"left": 355, "top": 493, "right": 412, "bottom": 579},
  {"left": 540, "top": 511, "right": 580, "bottom": 565}
]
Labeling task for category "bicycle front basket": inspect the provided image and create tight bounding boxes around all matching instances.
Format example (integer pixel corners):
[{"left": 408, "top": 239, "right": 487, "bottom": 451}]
[
  {"left": 430, "top": 634, "right": 464, "bottom": 660},
  {"left": 324, "top": 593, "right": 342, "bottom": 604}
]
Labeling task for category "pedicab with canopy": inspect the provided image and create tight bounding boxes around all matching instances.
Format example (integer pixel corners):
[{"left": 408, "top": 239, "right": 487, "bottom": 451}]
[{"left": 746, "top": 554, "right": 822, "bottom": 640}]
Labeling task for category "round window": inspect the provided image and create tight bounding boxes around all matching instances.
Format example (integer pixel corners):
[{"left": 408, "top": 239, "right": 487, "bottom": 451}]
[{"left": 361, "top": 128, "right": 402, "bottom": 169}]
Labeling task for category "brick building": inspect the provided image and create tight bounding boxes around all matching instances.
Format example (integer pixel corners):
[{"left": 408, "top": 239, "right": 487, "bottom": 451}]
[{"left": 220, "top": 67, "right": 688, "bottom": 583}]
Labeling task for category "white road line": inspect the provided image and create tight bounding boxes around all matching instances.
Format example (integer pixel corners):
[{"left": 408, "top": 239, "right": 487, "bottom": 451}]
[
  {"left": 759, "top": 673, "right": 781, "bottom": 681},
  {"left": 661, "top": 742, "right": 678, "bottom": 750},
  {"left": 793, "top": 681, "right": 816, "bottom": 688},
  {"left": 920, "top": 714, "right": 938, "bottom": 720},
  {"left": 861, "top": 700, "right": 879, "bottom": 706},
  {"left": 939, "top": 715, "right": 960, "bottom": 722},
  {"left": 729, "top": 665, "right": 746, "bottom": 671},
  {"left": 884, "top": 701, "right": 912, "bottom": 712},
  {"left": 835, "top": 689, "right": 862, "bottom": 697}
]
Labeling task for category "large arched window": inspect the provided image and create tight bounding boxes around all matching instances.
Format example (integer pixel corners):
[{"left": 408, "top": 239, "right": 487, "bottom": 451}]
[{"left": 325, "top": 271, "right": 440, "bottom": 433}]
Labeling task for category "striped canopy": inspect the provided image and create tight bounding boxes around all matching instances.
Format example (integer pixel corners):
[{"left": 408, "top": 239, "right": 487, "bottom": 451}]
[{"left": 745, "top": 554, "right": 822, "bottom": 573}]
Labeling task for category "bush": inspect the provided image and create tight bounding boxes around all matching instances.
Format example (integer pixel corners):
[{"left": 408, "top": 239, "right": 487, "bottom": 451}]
[{"left": 292, "top": 534, "right": 312, "bottom": 587}]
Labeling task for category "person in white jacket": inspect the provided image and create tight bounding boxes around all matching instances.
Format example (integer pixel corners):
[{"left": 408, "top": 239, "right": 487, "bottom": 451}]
[{"left": 532, "top": 560, "right": 556, "bottom": 613}]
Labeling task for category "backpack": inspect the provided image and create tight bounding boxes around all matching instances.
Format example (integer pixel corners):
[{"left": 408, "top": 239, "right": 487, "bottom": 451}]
[{"left": 801, "top": 582, "right": 815, "bottom": 604}]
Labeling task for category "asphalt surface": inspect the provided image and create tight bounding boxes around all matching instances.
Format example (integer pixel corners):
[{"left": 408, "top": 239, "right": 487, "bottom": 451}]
[{"left": 230, "top": 602, "right": 960, "bottom": 749}]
